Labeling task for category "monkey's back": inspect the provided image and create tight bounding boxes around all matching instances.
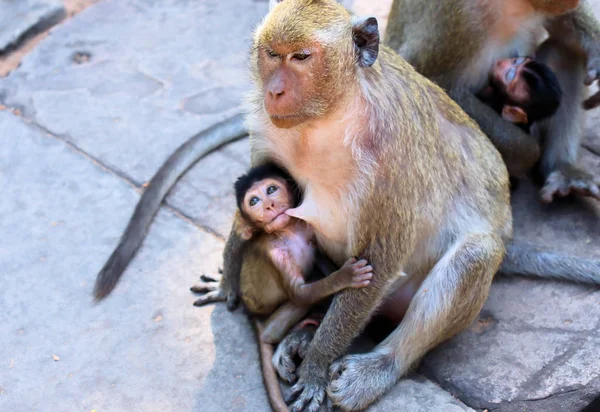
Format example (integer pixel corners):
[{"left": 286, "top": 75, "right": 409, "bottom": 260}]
[{"left": 239, "top": 239, "right": 287, "bottom": 316}]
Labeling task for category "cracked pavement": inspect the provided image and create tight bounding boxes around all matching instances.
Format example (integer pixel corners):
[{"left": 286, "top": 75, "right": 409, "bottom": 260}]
[{"left": 1, "top": 0, "right": 599, "bottom": 411}]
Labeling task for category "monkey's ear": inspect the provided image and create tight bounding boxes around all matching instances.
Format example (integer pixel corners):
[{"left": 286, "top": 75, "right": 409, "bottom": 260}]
[
  {"left": 269, "top": 0, "right": 283, "bottom": 11},
  {"left": 233, "top": 211, "right": 255, "bottom": 240},
  {"left": 501, "top": 105, "right": 528, "bottom": 124},
  {"left": 352, "top": 16, "right": 379, "bottom": 68}
]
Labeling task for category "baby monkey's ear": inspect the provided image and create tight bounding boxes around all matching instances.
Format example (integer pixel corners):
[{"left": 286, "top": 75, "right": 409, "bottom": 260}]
[
  {"left": 501, "top": 105, "right": 528, "bottom": 124},
  {"left": 233, "top": 211, "right": 255, "bottom": 240}
]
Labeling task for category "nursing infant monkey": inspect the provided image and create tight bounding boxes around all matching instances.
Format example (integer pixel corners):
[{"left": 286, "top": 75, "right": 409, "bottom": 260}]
[
  {"left": 193, "top": 162, "right": 373, "bottom": 343},
  {"left": 481, "top": 56, "right": 563, "bottom": 131}
]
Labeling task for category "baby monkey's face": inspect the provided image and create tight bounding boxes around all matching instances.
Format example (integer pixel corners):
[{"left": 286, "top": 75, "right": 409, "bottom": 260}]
[
  {"left": 242, "top": 177, "right": 293, "bottom": 227},
  {"left": 490, "top": 57, "right": 531, "bottom": 105}
]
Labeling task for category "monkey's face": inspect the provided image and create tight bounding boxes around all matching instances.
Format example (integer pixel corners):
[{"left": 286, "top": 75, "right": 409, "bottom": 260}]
[
  {"left": 258, "top": 43, "right": 332, "bottom": 128},
  {"left": 490, "top": 57, "right": 531, "bottom": 106},
  {"left": 253, "top": 0, "right": 355, "bottom": 129},
  {"left": 528, "top": 0, "right": 579, "bottom": 15},
  {"left": 242, "top": 178, "right": 293, "bottom": 228}
]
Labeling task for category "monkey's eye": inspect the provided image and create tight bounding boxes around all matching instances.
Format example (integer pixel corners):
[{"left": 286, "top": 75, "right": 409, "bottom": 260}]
[
  {"left": 267, "top": 185, "right": 278, "bottom": 194},
  {"left": 266, "top": 49, "right": 279, "bottom": 58},
  {"left": 506, "top": 67, "right": 517, "bottom": 82},
  {"left": 292, "top": 51, "right": 311, "bottom": 61},
  {"left": 249, "top": 196, "right": 260, "bottom": 207}
]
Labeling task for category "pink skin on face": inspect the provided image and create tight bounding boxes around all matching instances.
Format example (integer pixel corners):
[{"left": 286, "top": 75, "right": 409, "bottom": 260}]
[
  {"left": 242, "top": 177, "right": 293, "bottom": 232},
  {"left": 491, "top": 57, "right": 531, "bottom": 105}
]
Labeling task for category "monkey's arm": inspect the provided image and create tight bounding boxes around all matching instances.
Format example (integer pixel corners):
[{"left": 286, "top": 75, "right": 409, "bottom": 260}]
[
  {"left": 270, "top": 249, "right": 372, "bottom": 306},
  {"left": 546, "top": 2, "right": 600, "bottom": 90},
  {"left": 217, "top": 213, "right": 251, "bottom": 310},
  {"left": 449, "top": 88, "right": 541, "bottom": 177}
]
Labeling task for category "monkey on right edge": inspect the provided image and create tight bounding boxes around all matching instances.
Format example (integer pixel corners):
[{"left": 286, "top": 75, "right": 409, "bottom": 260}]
[{"left": 386, "top": 0, "right": 600, "bottom": 203}]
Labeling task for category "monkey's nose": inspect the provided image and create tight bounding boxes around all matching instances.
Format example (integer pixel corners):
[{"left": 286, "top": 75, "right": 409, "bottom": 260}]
[{"left": 268, "top": 89, "right": 284, "bottom": 100}]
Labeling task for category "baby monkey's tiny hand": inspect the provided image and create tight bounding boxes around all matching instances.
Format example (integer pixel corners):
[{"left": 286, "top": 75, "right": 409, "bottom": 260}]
[{"left": 336, "top": 258, "right": 373, "bottom": 289}]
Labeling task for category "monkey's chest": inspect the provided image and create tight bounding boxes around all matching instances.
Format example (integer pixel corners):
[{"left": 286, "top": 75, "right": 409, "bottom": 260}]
[{"left": 283, "top": 231, "right": 317, "bottom": 276}]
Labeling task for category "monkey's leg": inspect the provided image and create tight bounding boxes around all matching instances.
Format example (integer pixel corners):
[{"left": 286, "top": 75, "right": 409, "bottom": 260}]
[
  {"left": 285, "top": 270, "right": 395, "bottom": 412},
  {"left": 327, "top": 233, "right": 503, "bottom": 411},
  {"left": 261, "top": 303, "right": 312, "bottom": 345},
  {"left": 535, "top": 39, "right": 600, "bottom": 202},
  {"left": 449, "top": 88, "right": 541, "bottom": 178}
]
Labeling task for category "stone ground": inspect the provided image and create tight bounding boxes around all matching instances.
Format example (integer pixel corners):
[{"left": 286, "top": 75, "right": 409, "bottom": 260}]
[{"left": 0, "top": 1, "right": 599, "bottom": 411}]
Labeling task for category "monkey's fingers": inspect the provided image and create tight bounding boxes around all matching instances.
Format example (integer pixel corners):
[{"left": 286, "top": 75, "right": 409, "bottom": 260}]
[
  {"left": 352, "top": 274, "right": 372, "bottom": 288},
  {"left": 193, "top": 291, "right": 226, "bottom": 306},
  {"left": 356, "top": 265, "right": 373, "bottom": 275},
  {"left": 351, "top": 259, "right": 369, "bottom": 269},
  {"left": 288, "top": 379, "right": 327, "bottom": 412},
  {"left": 583, "top": 91, "right": 600, "bottom": 110},
  {"left": 273, "top": 339, "right": 300, "bottom": 384},
  {"left": 190, "top": 281, "right": 220, "bottom": 294},
  {"left": 200, "top": 273, "right": 222, "bottom": 283},
  {"left": 540, "top": 172, "right": 600, "bottom": 203}
]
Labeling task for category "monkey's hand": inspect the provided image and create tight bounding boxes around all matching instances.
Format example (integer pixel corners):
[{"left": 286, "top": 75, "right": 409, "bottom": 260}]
[
  {"left": 286, "top": 361, "right": 331, "bottom": 412},
  {"left": 272, "top": 326, "right": 316, "bottom": 384},
  {"left": 333, "top": 258, "right": 373, "bottom": 290},
  {"left": 190, "top": 274, "right": 239, "bottom": 310},
  {"left": 540, "top": 164, "right": 600, "bottom": 203}
]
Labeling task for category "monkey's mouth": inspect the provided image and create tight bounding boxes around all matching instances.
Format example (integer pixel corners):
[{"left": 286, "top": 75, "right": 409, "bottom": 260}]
[{"left": 269, "top": 114, "right": 307, "bottom": 129}]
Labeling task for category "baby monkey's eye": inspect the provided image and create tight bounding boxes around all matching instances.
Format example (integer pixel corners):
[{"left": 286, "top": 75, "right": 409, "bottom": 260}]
[
  {"left": 506, "top": 67, "right": 517, "bottom": 82},
  {"left": 267, "top": 185, "right": 278, "bottom": 194},
  {"left": 249, "top": 196, "right": 260, "bottom": 206},
  {"left": 267, "top": 49, "right": 279, "bottom": 58}
]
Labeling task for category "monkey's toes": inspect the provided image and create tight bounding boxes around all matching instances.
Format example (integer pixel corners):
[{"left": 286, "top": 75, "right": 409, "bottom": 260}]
[
  {"left": 200, "top": 273, "right": 221, "bottom": 283},
  {"left": 288, "top": 379, "right": 328, "bottom": 412},
  {"left": 328, "top": 353, "right": 399, "bottom": 411},
  {"left": 190, "top": 281, "right": 218, "bottom": 293}
]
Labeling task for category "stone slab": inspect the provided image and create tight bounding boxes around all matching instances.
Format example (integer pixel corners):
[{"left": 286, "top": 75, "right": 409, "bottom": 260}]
[
  {"left": 0, "top": 0, "right": 264, "bottom": 235},
  {"left": 0, "top": 0, "right": 65, "bottom": 53},
  {"left": 0, "top": 111, "right": 269, "bottom": 412}
]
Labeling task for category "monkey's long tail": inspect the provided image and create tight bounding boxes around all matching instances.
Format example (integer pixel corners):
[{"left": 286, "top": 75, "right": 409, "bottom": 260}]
[
  {"left": 253, "top": 319, "right": 289, "bottom": 412},
  {"left": 94, "top": 112, "right": 248, "bottom": 301},
  {"left": 500, "top": 242, "right": 600, "bottom": 284}
]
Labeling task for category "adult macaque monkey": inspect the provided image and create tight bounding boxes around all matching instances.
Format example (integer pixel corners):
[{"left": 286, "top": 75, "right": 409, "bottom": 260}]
[{"left": 385, "top": 0, "right": 600, "bottom": 202}]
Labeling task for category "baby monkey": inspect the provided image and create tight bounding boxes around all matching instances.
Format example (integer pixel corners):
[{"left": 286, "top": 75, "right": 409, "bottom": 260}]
[
  {"left": 478, "top": 56, "right": 563, "bottom": 132},
  {"left": 193, "top": 162, "right": 373, "bottom": 340}
]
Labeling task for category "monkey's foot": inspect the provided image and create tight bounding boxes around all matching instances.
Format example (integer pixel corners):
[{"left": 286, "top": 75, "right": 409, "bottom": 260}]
[
  {"left": 328, "top": 352, "right": 399, "bottom": 411},
  {"left": 287, "top": 373, "right": 330, "bottom": 412},
  {"left": 272, "top": 327, "right": 316, "bottom": 384},
  {"left": 540, "top": 166, "right": 600, "bottom": 203}
]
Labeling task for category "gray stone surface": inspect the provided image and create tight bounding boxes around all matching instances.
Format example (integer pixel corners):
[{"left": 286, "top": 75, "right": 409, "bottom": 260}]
[
  {"left": 0, "top": 111, "right": 268, "bottom": 411},
  {"left": 0, "top": 0, "right": 262, "bottom": 236},
  {"left": 0, "top": 0, "right": 65, "bottom": 52}
]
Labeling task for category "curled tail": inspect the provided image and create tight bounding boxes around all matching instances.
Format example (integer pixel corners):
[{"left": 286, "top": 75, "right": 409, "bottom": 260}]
[
  {"left": 94, "top": 112, "right": 248, "bottom": 300},
  {"left": 500, "top": 242, "right": 600, "bottom": 284}
]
